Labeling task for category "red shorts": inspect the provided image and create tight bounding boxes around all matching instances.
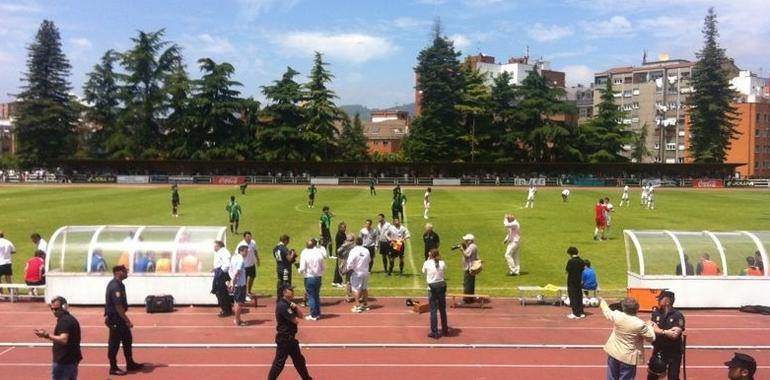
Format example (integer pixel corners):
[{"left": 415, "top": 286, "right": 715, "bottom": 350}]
[{"left": 595, "top": 218, "right": 606, "bottom": 228}]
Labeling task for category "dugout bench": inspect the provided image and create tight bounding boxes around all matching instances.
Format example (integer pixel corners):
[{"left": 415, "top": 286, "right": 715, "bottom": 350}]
[{"left": 0, "top": 284, "right": 46, "bottom": 303}]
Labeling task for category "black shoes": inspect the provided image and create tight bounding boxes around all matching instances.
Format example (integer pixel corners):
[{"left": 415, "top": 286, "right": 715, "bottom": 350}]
[
  {"left": 127, "top": 362, "right": 146, "bottom": 371},
  {"left": 427, "top": 333, "right": 440, "bottom": 339}
]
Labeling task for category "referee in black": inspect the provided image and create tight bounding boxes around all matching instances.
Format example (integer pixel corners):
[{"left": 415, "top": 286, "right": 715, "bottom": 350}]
[
  {"left": 105, "top": 265, "right": 145, "bottom": 376},
  {"left": 268, "top": 285, "right": 312, "bottom": 380}
]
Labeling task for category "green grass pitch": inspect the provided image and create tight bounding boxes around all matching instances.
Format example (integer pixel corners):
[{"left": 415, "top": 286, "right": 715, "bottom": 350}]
[{"left": 1, "top": 185, "right": 767, "bottom": 297}]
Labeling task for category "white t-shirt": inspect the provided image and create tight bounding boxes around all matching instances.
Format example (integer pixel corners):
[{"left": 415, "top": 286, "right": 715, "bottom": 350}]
[
  {"left": 422, "top": 259, "right": 447, "bottom": 284},
  {"left": 561, "top": 189, "right": 570, "bottom": 197},
  {"left": 360, "top": 227, "right": 378, "bottom": 247},
  {"left": 229, "top": 253, "right": 246, "bottom": 287},
  {"left": 377, "top": 222, "right": 392, "bottom": 242},
  {"left": 389, "top": 225, "right": 410, "bottom": 241},
  {"left": 424, "top": 191, "right": 431, "bottom": 207},
  {"left": 236, "top": 239, "right": 258, "bottom": 267},
  {"left": 0, "top": 238, "right": 15, "bottom": 265},
  {"left": 504, "top": 218, "right": 520, "bottom": 243},
  {"left": 527, "top": 187, "right": 536, "bottom": 199},
  {"left": 298, "top": 247, "right": 325, "bottom": 278},
  {"left": 346, "top": 246, "right": 371, "bottom": 275},
  {"left": 214, "top": 247, "right": 231, "bottom": 271},
  {"left": 622, "top": 186, "right": 629, "bottom": 199},
  {"left": 37, "top": 238, "right": 48, "bottom": 254}
]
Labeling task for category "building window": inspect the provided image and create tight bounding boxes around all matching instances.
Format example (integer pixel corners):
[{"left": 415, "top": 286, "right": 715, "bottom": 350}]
[
  {"left": 654, "top": 143, "right": 660, "bottom": 150},
  {"left": 614, "top": 77, "right": 623, "bottom": 84},
  {"left": 758, "top": 113, "right": 762, "bottom": 122},
  {"left": 623, "top": 90, "right": 632, "bottom": 98},
  {"left": 666, "top": 143, "right": 677, "bottom": 151},
  {"left": 632, "top": 89, "right": 640, "bottom": 96}
]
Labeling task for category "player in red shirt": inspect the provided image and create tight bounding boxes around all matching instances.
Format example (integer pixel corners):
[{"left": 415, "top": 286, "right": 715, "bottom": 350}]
[
  {"left": 593, "top": 198, "right": 606, "bottom": 241},
  {"left": 25, "top": 249, "right": 46, "bottom": 295}
]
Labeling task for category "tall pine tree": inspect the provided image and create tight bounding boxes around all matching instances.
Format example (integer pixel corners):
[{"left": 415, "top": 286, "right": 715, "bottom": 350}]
[
  {"left": 489, "top": 72, "right": 522, "bottom": 161},
  {"left": 405, "top": 21, "right": 464, "bottom": 162},
  {"left": 455, "top": 59, "right": 491, "bottom": 162},
  {"left": 14, "top": 20, "right": 78, "bottom": 167},
  {"left": 83, "top": 49, "right": 121, "bottom": 158},
  {"left": 338, "top": 113, "right": 369, "bottom": 161},
  {"left": 688, "top": 7, "right": 739, "bottom": 162},
  {"left": 581, "top": 80, "right": 633, "bottom": 162},
  {"left": 165, "top": 63, "right": 195, "bottom": 159},
  {"left": 257, "top": 67, "right": 306, "bottom": 161},
  {"left": 303, "top": 52, "right": 343, "bottom": 161}
]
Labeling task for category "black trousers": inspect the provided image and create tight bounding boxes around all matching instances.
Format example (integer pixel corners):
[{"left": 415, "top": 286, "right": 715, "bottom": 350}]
[
  {"left": 568, "top": 285, "right": 584, "bottom": 316},
  {"left": 106, "top": 317, "right": 134, "bottom": 369},
  {"left": 366, "top": 246, "right": 375, "bottom": 272},
  {"left": 215, "top": 287, "right": 233, "bottom": 314},
  {"left": 647, "top": 350, "right": 682, "bottom": 380},
  {"left": 378, "top": 241, "right": 390, "bottom": 272},
  {"left": 428, "top": 281, "right": 448, "bottom": 335},
  {"left": 268, "top": 335, "right": 312, "bottom": 380},
  {"left": 463, "top": 270, "right": 475, "bottom": 303}
]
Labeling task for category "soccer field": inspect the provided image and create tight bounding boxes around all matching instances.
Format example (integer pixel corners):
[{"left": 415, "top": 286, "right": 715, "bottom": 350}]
[{"left": 1, "top": 185, "right": 768, "bottom": 296}]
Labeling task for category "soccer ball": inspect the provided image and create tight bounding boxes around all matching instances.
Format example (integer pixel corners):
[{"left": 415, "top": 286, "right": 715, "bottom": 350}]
[
  {"left": 589, "top": 297, "right": 599, "bottom": 307},
  {"left": 582, "top": 298, "right": 590, "bottom": 306}
]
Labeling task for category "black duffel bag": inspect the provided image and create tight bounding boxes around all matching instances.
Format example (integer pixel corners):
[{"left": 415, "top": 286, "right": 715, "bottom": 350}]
[{"left": 145, "top": 295, "right": 175, "bottom": 313}]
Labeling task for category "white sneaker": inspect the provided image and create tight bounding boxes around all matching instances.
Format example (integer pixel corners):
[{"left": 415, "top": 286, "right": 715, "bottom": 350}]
[
  {"left": 304, "top": 315, "right": 318, "bottom": 321},
  {"left": 567, "top": 314, "right": 577, "bottom": 319},
  {"left": 577, "top": 314, "right": 586, "bottom": 319},
  {"left": 245, "top": 296, "right": 252, "bottom": 302}
]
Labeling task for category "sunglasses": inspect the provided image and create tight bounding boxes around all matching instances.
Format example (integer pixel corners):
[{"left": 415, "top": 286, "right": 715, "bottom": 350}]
[{"left": 50, "top": 307, "right": 62, "bottom": 312}]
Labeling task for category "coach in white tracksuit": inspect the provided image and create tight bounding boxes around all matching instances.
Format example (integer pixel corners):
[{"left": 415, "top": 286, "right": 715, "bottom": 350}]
[{"left": 503, "top": 214, "right": 521, "bottom": 276}]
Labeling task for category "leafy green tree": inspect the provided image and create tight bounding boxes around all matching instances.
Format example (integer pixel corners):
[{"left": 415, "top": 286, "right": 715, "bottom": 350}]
[
  {"left": 405, "top": 22, "right": 464, "bottom": 161},
  {"left": 581, "top": 80, "right": 633, "bottom": 162},
  {"left": 257, "top": 67, "right": 306, "bottom": 160},
  {"left": 14, "top": 20, "right": 78, "bottom": 167},
  {"left": 513, "top": 70, "right": 576, "bottom": 162},
  {"left": 338, "top": 113, "right": 369, "bottom": 161},
  {"left": 190, "top": 58, "right": 247, "bottom": 159},
  {"left": 488, "top": 72, "right": 523, "bottom": 161},
  {"left": 631, "top": 122, "right": 652, "bottom": 162},
  {"left": 165, "top": 63, "right": 196, "bottom": 159},
  {"left": 455, "top": 59, "right": 492, "bottom": 162},
  {"left": 688, "top": 7, "right": 739, "bottom": 162},
  {"left": 83, "top": 49, "right": 121, "bottom": 158},
  {"left": 303, "top": 52, "right": 343, "bottom": 161},
  {"left": 119, "top": 29, "right": 181, "bottom": 158}
]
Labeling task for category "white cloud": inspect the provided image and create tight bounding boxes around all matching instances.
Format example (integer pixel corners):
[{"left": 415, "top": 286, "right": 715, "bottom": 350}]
[
  {"left": 560, "top": 64, "right": 596, "bottom": 87},
  {"left": 238, "top": 0, "right": 299, "bottom": 21},
  {"left": 68, "top": 37, "right": 93, "bottom": 50},
  {"left": 393, "top": 17, "right": 432, "bottom": 30},
  {"left": 449, "top": 33, "right": 472, "bottom": 51},
  {"left": 196, "top": 34, "right": 235, "bottom": 54},
  {"left": 528, "top": 23, "right": 573, "bottom": 42},
  {"left": 0, "top": 0, "right": 40, "bottom": 13},
  {"left": 583, "top": 15, "right": 633, "bottom": 38},
  {"left": 276, "top": 32, "right": 397, "bottom": 64}
]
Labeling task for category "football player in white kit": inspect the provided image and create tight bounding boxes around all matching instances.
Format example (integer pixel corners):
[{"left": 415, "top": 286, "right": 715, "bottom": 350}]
[
  {"left": 620, "top": 185, "right": 630, "bottom": 207},
  {"left": 524, "top": 185, "right": 537, "bottom": 208},
  {"left": 423, "top": 187, "right": 431, "bottom": 220},
  {"left": 603, "top": 197, "right": 615, "bottom": 238},
  {"left": 646, "top": 186, "right": 655, "bottom": 209},
  {"left": 641, "top": 184, "right": 649, "bottom": 206},
  {"left": 561, "top": 188, "right": 570, "bottom": 202}
]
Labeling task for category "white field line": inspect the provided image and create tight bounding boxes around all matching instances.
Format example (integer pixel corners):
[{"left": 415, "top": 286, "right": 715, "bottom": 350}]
[{"left": 401, "top": 203, "right": 419, "bottom": 289}]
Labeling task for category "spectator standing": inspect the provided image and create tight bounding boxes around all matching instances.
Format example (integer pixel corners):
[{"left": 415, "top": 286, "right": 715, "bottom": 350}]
[
  {"left": 347, "top": 238, "right": 371, "bottom": 313},
  {"left": 34, "top": 296, "right": 82, "bottom": 380},
  {"left": 25, "top": 250, "right": 46, "bottom": 295},
  {"left": 647, "top": 291, "right": 685, "bottom": 380},
  {"left": 332, "top": 222, "right": 347, "bottom": 287},
  {"left": 359, "top": 219, "right": 378, "bottom": 273},
  {"left": 461, "top": 234, "right": 479, "bottom": 303},
  {"left": 0, "top": 231, "right": 16, "bottom": 292},
  {"left": 273, "top": 235, "right": 296, "bottom": 298},
  {"left": 565, "top": 246, "right": 586, "bottom": 320},
  {"left": 211, "top": 241, "right": 233, "bottom": 317},
  {"left": 298, "top": 239, "right": 325, "bottom": 320},
  {"left": 225, "top": 196, "right": 242, "bottom": 234},
  {"left": 376, "top": 214, "right": 392, "bottom": 273},
  {"left": 31, "top": 232, "right": 48, "bottom": 253},
  {"left": 600, "top": 297, "right": 655, "bottom": 380},
  {"left": 229, "top": 245, "right": 248, "bottom": 326},
  {"left": 582, "top": 259, "right": 598, "bottom": 296},
  {"left": 236, "top": 231, "right": 260, "bottom": 301},
  {"left": 422, "top": 249, "right": 448, "bottom": 339},
  {"left": 724, "top": 353, "right": 757, "bottom": 380},
  {"left": 422, "top": 223, "right": 440, "bottom": 261},
  {"left": 503, "top": 214, "right": 521, "bottom": 276},
  {"left": 267, "top": 286, "right": 313, "bottom": 380},
  {"left": 104, "top": 265, "right": 145, "bottom": 376}
]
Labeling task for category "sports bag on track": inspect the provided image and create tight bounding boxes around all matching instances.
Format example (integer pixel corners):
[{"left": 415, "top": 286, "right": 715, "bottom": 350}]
[{"left": 145, "top": 295, "right": 175, "bottom": 313}]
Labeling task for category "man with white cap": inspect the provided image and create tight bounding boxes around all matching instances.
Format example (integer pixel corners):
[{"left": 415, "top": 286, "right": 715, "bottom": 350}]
[{"left": 461, "top": 233, "right": 479, "bottom": 303}]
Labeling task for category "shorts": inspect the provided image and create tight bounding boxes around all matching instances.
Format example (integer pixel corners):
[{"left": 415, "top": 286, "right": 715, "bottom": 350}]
[
  {"left": 26, "top": 279, "right": 45, "bottom": 286},
  {"left": 350, "top": 272, "right": 369, "bottom": 292},
  {"left": 0, "top": 264, "right": 11, "bottom": 276},
  {"left": 595, "top": 218, "right": 606, "bottom": 228},
  {"left": 245, "top": 265, "right": 256, "bottom": 279},
  {"left": 390, "top": 246, "right": 404, "bottom": 257},
  {"left": 232, "top": 286, "right": 247, "bottom": 304},
  {"left": 424, "top": 202, "right": 430, "bottom": 209},
  {"left": 172, "top": 200, "right": 179, "bottom": 207},
  {"left": 309, "top": 194, "right": 315, "bottom": 200},
  {"left": 229, "top": 216, "right": 239, "bottom": 223}
]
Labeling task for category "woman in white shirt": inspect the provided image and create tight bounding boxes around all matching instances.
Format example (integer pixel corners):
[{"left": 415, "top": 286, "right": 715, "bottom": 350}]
[{"left": 421, "top": 249, "right": 448, "bottom": 339}]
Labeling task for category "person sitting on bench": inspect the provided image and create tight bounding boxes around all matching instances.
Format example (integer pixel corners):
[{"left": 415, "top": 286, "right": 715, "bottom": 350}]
[{"left": 25, "top": 250, "right": 46, "bottom": 295}]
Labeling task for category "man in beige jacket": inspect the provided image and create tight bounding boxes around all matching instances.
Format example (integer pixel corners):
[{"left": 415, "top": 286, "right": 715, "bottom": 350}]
[{"left": 600, "top": 297, "right": 656, "bottom": 380}]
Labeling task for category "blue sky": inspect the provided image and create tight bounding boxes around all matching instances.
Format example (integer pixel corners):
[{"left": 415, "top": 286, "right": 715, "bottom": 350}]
[{"left": 1, "top": 0, "right": 768, "bottom": 108}]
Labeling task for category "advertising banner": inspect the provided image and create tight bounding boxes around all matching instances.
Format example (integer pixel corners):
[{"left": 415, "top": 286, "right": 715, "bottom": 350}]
[
  {"left": 116, "top": 175, "right": 149, "bottom": 184},
  {"left": 310, "top": 177, "right": 339, "bottom": 185},
  {"left": 432, "top": 178, "right": 461, "bottom": 186},
  {"left": 87, "top": 175, "right": 117, "bottom": 183},
  {"left": 193, "top": 175, "right": 212, "bottom": 184},
  {"left": 168, "top": 175, "right": 194, "bottom": 184},
  {"left": 212, "top": 176, "right": 245, "bottom": 185},
  {"left": 513, "top": 177, "right": 547, "bottom": 186},
  {"left": 71, "top": 174, "right": 90, "bottom": 183},
  {"left": 692, "top": 179, "right": 724, "bottom": 188},
  {"left": 149, "top": 175, "right": 169, "bottom": 184}
]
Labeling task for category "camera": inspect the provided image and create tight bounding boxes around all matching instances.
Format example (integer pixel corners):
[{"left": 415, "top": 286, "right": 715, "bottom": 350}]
[{"left": 451, "top": 244, "right": 462, "bottom": 251}]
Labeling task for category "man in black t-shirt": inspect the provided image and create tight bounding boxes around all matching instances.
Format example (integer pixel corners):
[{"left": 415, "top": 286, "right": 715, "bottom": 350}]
[
  {"left": 273, "top": 235, "right": 296, "bottom": 298},
  {"left": 422, "top": 223, "right": 440, "bottom": 261},
  {"left": 268, "top": 285, "right": 312, "bottom": 380},
  {"left": 35, "top": 296, "right": 82, "bottom": 380},
  {"left": 104, "top": 265, "right": 145, "bottom": 376},
  {"left": 647, "top": 290, "right": 685, "bottom": 380},
  {"left": 565, "top": 246, "right": 586, "bottom": 319}
]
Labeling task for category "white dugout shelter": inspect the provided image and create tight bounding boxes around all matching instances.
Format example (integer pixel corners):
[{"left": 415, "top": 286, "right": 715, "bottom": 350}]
[
  {"left": 624, "top": 230, "right": 769, "bottom": 308},
  {"left": 45, "top": 225, "right": 227, "bottom": 305}
]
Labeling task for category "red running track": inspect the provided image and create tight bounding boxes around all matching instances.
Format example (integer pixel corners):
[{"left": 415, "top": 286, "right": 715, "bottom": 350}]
[{"left": 1, "top": 297, "right": 769, "bottom": 379}]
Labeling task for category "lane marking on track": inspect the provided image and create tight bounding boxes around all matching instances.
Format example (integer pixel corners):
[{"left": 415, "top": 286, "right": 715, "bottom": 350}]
[
  {"left": 2, "top": 342, "right": 770, "bottom": 350},
  {"left": 0, "top": 362, "right": 769, "bottom": 369},
  {"left": 3, "top": 325, "right": 770, "bottom": 332},
  {"left": 0, "top": 347, "right": 14, "bottom": 356}
]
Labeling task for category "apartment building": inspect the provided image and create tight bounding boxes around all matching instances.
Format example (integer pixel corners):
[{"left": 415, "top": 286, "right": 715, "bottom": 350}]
[
  {"left": 0, "top": 102, "right": 17, "bottom": 155},
  {"left": 363, "top": 111, "right": 409, "bottom": 154}
]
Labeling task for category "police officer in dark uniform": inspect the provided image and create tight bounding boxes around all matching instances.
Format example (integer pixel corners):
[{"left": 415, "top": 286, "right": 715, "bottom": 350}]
[
  {"left": 268, "top": 285, "right": 312, "bottom": 380},
  {"left": 273, "top": 235, "right": 296, "bottom": 298},
  {"left": 648, "top": 290, "right": 685, "bottom": 380},
  {"left": 105, "top": 265, "right": 145, "bottom": 376}
]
